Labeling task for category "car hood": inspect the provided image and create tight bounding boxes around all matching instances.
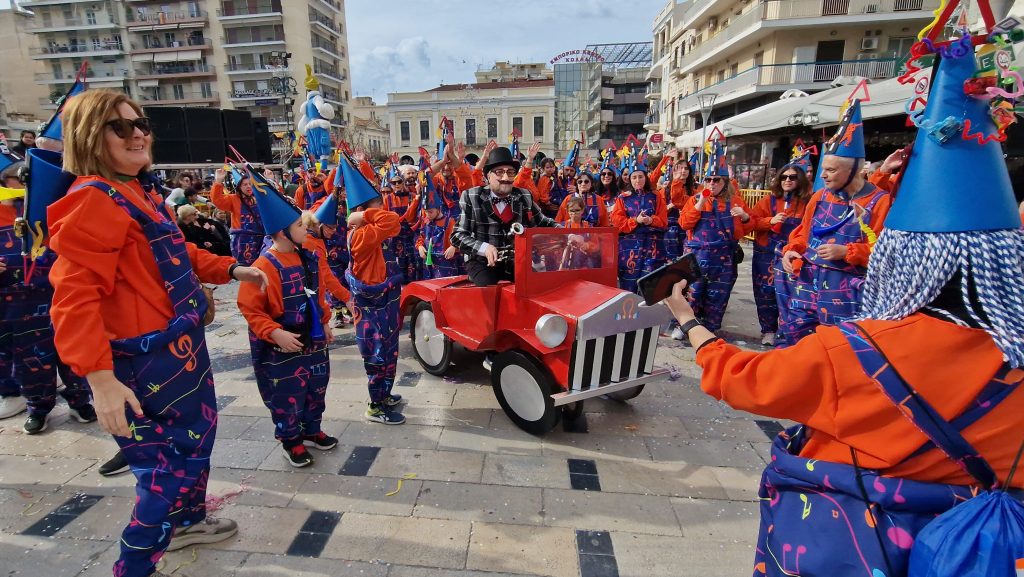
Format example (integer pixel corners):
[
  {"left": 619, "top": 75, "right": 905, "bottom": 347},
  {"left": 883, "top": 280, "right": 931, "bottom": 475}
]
[{"left": 525, "top": 280, "right": 671, "bottom": 340}]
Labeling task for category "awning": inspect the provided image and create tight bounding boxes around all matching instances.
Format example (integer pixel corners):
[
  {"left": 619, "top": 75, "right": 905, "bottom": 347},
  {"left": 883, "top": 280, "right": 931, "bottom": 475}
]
[
  {"left": 137, "top": 79, "right": 159, "bottom": 88},
  {"left": 175, "top": 50, "right": 202, "bottom": 61},
  {"left": 152, "top": 52, "right": 180, "bottom": 63},
  {"left": 131, "top": 53, "right": 155, "bottom": 62},
  {"left": 677, "top": 95, "right": 816, "bottom": 147}
]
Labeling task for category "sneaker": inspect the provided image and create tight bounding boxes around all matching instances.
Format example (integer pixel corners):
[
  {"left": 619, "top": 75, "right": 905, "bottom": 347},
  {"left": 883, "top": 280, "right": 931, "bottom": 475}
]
[
  {"left": 283, "top": 444, "right": 315, "bottom": 468},
  {"left": 99, "top": 451, "right": 130, "bottom": 477},
  {"left": 340, "top": 307, "right": 354, "bottom": 323},
  {"left": 166, "top": 516, "right": 238, "bottom": 552},
  {"left": 482, "top": 353, "right": 494, "bottom": 372},
  {"left": 333, "top": 313, "right": 347, "bottom": 329},
  {"left": 302, "top": 432, "right": 338, "bottom": 451},
  {"left": 365, "top": 403, "right": 405, "bottom": 425},
  {"left": 0, "top": 395, "right": 27, "bottom": 419},
  {"left": 149, "top": 571, "right": 173, "bottom": 577},
  {"left": 761, "top": 333, "right": 776, "bottom": 347},
  {"left": 383, "top": 394, "right": 403, "bottom": 407},
  {"left": 23, "top": 414, "right": 48, "bottom": 435},
  {"left": 69, "top": 404, "right": 98, "bottom": 423},
  {"left": 670, "top": 327, "right": 685, "bottom": 341}
]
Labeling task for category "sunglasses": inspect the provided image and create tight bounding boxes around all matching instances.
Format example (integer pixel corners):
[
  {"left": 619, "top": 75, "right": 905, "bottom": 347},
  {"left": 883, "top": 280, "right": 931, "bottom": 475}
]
[
  {"left": 105, "top": 117, "right": 151, "bottom": 138},
  {"left": 780, "top": 174, "right": 800, "bottom": 181},
  {"left": 404, "top": 179, "right": 417, "bottom": 184},
  {"left": 703, "top": 177, "right": 723, "bottom": 183},
  {"left": 576, "top": 179, "right": 591, "bottom": 184},
  {"left": 600, "top": 172, "right": 614, "bottom": 177}
]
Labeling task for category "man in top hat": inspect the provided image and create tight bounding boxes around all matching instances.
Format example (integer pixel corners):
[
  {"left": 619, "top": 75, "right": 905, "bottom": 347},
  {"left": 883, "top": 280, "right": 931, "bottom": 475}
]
[
  {"left": 776, "top": 99, "right": 892, "bottom": 346},
  {"left": 450, "top": 146, "right": 557, "bottom": 287}
]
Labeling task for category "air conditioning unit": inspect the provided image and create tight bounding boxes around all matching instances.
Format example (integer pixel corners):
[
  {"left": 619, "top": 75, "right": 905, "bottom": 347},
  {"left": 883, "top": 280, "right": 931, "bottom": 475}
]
[{"left": 861, "top": 37, "right": 880, "bottom": 51}]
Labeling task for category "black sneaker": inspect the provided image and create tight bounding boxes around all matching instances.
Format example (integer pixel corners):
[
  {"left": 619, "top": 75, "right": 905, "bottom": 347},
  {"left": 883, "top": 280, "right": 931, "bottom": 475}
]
[
  {"left": 69, "top": 404, "right": 98, "bottom": 423},
  {"left": 383, "top": 394, "right": 403, "bottom": 407},
  {"left": 99, "top": 451, "right": 130, "bottom": 477},
  {"left": 23, "top": 414, "right": 48, "bottom": 435},
  {"left": 365, "top": 402, "right": 405, "bottom": 425},
  {"left": 283, "top": 444, "right": 314, "bottom": 468},
  {"left": 302, "top": 431, "right": 338, "bottom": 451}
]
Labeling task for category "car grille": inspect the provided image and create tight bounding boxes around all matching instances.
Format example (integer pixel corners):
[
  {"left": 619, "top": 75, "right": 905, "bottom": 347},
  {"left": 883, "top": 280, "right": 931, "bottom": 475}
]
[{"left": 567, "top": 327, "right": 659, "bottom": 391}]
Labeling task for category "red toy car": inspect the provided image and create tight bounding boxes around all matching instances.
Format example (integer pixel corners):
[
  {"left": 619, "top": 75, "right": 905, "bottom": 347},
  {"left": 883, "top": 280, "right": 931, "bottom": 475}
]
[{"left": 400, "top": 227, "right": 672, "bottom": 434}]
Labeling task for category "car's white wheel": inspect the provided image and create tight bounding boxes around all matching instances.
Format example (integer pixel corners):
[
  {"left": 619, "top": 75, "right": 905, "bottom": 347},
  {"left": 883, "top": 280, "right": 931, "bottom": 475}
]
[
  {"left": 410, "top": 302, "right": 452, "bottom": 376},
  {"left": 491, "top": 350, "right": 560, "bottom": 435}
]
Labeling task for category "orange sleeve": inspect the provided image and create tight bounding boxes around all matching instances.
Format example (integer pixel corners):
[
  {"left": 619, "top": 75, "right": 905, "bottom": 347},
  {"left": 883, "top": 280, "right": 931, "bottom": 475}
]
[
  {"left": 695, "top": 335, "right": 840, "bottom": 437},
  {"left": 402, "top": 194, "right": 421, "bottom": 225},
  {"left": 783, "top": 192, "right": 821, "bottom": 255},
  {"left": 209, "top": 183, "right": 240, "bottom": 226},
  {"left": 749, "top": 194, "right": 776, "bottom": 232},
  {"left": 650, "top": 155, "right": 670, "bottom": 184},
  {"left": 184, "top": 243, "right": 234, "bottom": 284},
  {"left": 359, "top": 160, "right": 377, "bottom": 183},
  {"left": 453, "top": 162, "right": 475, "bottom": 192},
  {"left": 514, "top": 167, "right": 537, "bottom": 194},
  {"left": 471, "top": 168, "right": 484, "bottom": 188},
  {"left": 649, "top": 192, "right": 668, "bottom": 229},
  {"left": 294, "top": 184, "right": 307, "bottom": 210},
  {"left": 237, "top": 256, "right": 283, "bottom": 342},
  {"left": 554, "top": 195, "right": 571, "bottom": 223},
  {"left": 869, "top": 170, "right": 892, "bottom": 192},
  {"left": 678, "top": 195, "right": 703, "bottom": 231},
  {"left": 845, "top": 191, "right": 892, "bottom": 268},
  {"left": 732, "top": 194, "right": 754, "bottom": 240},
  {"left": 669, "top": 180, "right": 688, "bottom": 209},
  {"left": 535, "top": 176, "right": 552, "bottom": 208},
  {"left": 315, "top": 251, "right": 347, "bottom": 315},
  {"left": 352, "top": 208, "right": 400, "bottom": 254},
  {"left": 48, "top": 187, "right": 133, "bottom": 375},
  {"left": 610, "top": 197, "right": 637, "bottom": 234},
  {"left": 597, "top": 200, "right": 610, "bottom": 227}
]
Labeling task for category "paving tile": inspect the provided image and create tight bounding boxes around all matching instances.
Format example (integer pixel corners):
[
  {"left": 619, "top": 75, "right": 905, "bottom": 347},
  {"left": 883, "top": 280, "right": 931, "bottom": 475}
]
[
  {"left": 467, "top": 521, "right": 579, "bottom": 577},
  {"left": 707, "top": 467, "right": 763, "bottom": 502},
  {"left": 240, "top": 552, "right": 388, "bottom": 576},
  {"left": 366, "top": 448, "right": 485, "bottom": 483},
  {"left": 291, "top": 474, "right": 421, "bottom": 517},
  {"left": 210, "top": 439, "right": 279, "bottom": 470},
  {"left": 387, "top": 566, "right": 538, "bottom": 577},
  {"left": 400, "top": 388, "right": 458, "bottom": 407},
  {"left": 0, "top": 427, "right": 85, "bottom": 457},
  {"left": 21, "top": 492, "right": 104, "bottom": 537},
  {"left": 0, "top": 533, "right": 116, "bottom": 577},
  {"left": 670, "top": 497, "right": 759, "bottom": 541},
  {"left": 286, "top": 510, "right": 342, "bottom": 558},
  {"left": 682, "top": 418, "right": 774, "bottom": 443},
  {"left": 215, "top": 415, "right": 263, "bottom": 440},
  {"left": 206, "top": 503, "right": 311, "bottom": 554},
  {"left": 339, "top": 445, "right": 381, "bottom": 476},
  {"left": 642, "top": 438, "right": 767, "bottom": 469},
  {"left": 58, "top": 433, "right": 122, "bottom": 460},
  {"left": 58, "top": 495, "right": 133, "bottom": 541},
  {"left": 581, "top": 413, "right": 687, "bottom": 438},
  {"left": 150, "top": 548, "right": 248, "bottom": 577},
  {"left": 437, "top": 426, "right": 543, "bottom": 456},
  {"left": 256, "top": 442, "right": 354, "bottom": 473},
  {"left": 480, "top": 454, "right": 572, "bottom": 490},
  {"left": 400, "top": 405, "right": 494, "bottom": 429},
  {"left": 451, "top": 386, "right": 502, "bottom": 410},
  {"left": 595, "top": 460, "right": 729, "bottom": 500},
  {"left": 541, "top": 431, "right": 653, "bottom": 462},
  {"left": 62, "top": 462, "right": 139, "bottom": 498},
  {"left": 207, "top": 467, "right": 308, "bottom": 508},
  {"left": 322, "top": 512, "right": 471, "bottom": 569},
  {"left": 338, "top": 422, "right": 442, "bottom": 450},
  {"left": 542, "top": 489, "right": 681, "bottom": 537},
  {"left": 413, "top": 480, "right": 544, "bottom": 525},
  {"left": 611, "top": 532, "right": 756, "bottom": 577},
  {"left": 0, "top": 455, "right": 95, "bottom": 487}
]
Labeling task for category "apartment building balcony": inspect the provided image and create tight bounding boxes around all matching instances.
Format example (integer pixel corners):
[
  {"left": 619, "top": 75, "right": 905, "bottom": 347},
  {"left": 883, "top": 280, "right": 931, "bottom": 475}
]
[
  {"left": 309, "top": 14, "right": 342, "bottom": 37},
  {"left": 30, "top": 42, "right": 125, "bottom": 59},
  {"left": 217, "top": 0, "right": 283, "bottom": 25},
  {"left": 35, "top": 68, "right": 128, "bottom": 84},
  {"left": 678, "top": 0, "right": 936, "bottom": 74},
  {"left": 646, "top": 80, "right": 662, "bottom": 100},
  {"left": 225, "top": 62, "right": 291, "bottom": 75},
  {"left": 311, "top": 38, "right": 343, "bottom": 60},
  {"left": 221, "top": 35, "right": 286, "bottom": 49},
  {"left": 677, "top": 58, "right": 899, "bottom": 115},
  {"left": 313, "top": 0, "right": 342, "bottom": 13},
  {"left": 230, "top": 88, "right": 283, "bottom": 100},
  {"left": 134, "top": 63, "right": 216, "bottom": 80},
  {"left": 19, "top": 0, "right": 101, "bottom": 6},
  {"left": 26, "top": 15, "right": 121, "bottom": 32},
  {"left": 314, "top": 67, "right": 346, "bottom": 85},
  {"left": 643, "top": 111, "right": 662, "bottom": 130},
  {"left": 138, "top": 90, "right": 220, "bottom": 106},
  {"left": 129, "top": 36, "right": 212, "bottom": 54},
  {"left": 125, "top": 9, "right": 208, "bottom": 29}
]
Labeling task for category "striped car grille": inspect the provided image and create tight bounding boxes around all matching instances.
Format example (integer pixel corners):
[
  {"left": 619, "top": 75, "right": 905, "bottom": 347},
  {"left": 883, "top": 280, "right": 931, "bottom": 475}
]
[{"left": 567, "top": 327, "right": 659, "bottom": 392}]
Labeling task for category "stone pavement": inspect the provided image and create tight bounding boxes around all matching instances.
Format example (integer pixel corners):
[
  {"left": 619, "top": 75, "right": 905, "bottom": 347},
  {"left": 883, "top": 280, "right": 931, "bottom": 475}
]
[{"left": 0, "top": 252, "right": 789, "bottom": 577}]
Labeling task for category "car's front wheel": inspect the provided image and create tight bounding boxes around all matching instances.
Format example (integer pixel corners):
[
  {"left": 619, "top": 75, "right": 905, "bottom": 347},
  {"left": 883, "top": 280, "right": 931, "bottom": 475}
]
[
  {"left": 491, "top": 350, "right": 560, "bottom": 435},
  {"left": 410, "top": 301, "right": 452, "bottom": 376}
]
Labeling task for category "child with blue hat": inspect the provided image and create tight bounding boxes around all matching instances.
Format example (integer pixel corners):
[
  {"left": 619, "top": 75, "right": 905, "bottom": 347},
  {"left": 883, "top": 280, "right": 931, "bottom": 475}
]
[
  {"left": 311, "top": 190, "right": 354, "bottom": 326},
  {"left": 236, "top": 167, "right": 339, "bottom": 468},
  {"left": 210, "top": 165, "right": 265, "bottom": 265}
]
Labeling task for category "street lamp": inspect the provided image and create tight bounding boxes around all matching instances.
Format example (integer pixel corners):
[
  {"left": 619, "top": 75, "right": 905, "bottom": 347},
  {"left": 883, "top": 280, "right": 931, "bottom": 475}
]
[{"left": 696, "top": 92, "right": 717, "bottom": 170}]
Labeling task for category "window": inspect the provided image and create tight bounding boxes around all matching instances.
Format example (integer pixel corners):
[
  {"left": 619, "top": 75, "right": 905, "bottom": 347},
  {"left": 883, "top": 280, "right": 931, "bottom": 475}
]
[
  {"left": 486, "top": 117, "right": 497, "bottom": 139},
  {"left": 512, "top": 116, "right": 523, "bottom": 136},
  {"left": 465, "top": 118, "right": 476, "bottom": 145},
  {"left": 173, "top": 84, "right": 185, "bottom": 99},
  {"left": 533, "top": 115, "right": 544, "bottom": 138},
  {"left": 200, "top": 82, "right": 212, "bottom": 98},
  {"left": 86, "top": 11, "right": 97, "bottom": 25},
  {"left": 419, "top": 120, "right": 429, "bottom": 141},
  {"left": 400, "top": 121, "right": 410, "bottom": 143}
]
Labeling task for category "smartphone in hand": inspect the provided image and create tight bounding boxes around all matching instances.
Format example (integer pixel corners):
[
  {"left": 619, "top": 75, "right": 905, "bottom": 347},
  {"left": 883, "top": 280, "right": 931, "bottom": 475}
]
[{"left": 638, "top": 253, "right": 702, "bottom": 306}]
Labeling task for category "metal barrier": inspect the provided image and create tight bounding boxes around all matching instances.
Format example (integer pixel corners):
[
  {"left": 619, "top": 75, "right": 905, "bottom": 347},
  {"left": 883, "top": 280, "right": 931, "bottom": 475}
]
[{"left": 739, "top": 189, "right": 770, "bottom": 241}]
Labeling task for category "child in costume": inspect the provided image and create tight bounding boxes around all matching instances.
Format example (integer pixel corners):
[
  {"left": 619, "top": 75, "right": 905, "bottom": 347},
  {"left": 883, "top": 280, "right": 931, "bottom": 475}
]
[
  {"left": 748, "top": 150, "right": 813, "bottom": 347},
  {"left": 554, "top": 171, "right": 608, "bottom": 227},
  {"left": 340, "top": 154, "right": 406, "bottom": 425},
  {"left": 383, "top": 164, "right": 421, "bottom": 284},
  {"left": 415, "top": 188, "right": 461, "bottom": 279},
  {"left": 610, "top": 157, "right": 668, "bottom": 294},
  {"left": 210, "top": 167, "right": 265, "bottom": 266},
  {"left": 311, "top": 190, "right": 354, "bottom": 326},
  {"left": 238, "top": 169, "right": 338, "bottom": 468},
  {"left": 678, "top": 141, "right": 753, "bottom": 333}
]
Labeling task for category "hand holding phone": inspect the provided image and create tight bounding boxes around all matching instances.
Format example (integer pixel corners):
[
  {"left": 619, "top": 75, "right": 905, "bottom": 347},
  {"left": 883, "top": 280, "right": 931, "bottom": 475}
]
[{"left": 638, "top": 253, "right": 702, "bottom": 306}]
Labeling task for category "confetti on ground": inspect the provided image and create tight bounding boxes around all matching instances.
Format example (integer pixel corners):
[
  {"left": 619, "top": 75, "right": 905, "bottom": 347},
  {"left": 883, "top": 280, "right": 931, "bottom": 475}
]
[
  {"left": 170, "top": 547, "right": 198, "bottom": 574},
  {"left": 205, "top": 476, "right": 253, "bottom": 513},
  {"left": 385, "top": 473, "right": 417, "bottom": 497},
  {"left": 664, "top": 364, "right": 682, "bottom": 381},
  {"left": 624, "top": 424, "right": 640, "bottom": 432},
  {"left": 442, "top": 376, "right": 462, "bottom": 384},
  {"left": 17, "top": 489, "right": 33, "bottom": 499},
  {"left": 21, "top": 496, "right": 45, "bottom": 517}
]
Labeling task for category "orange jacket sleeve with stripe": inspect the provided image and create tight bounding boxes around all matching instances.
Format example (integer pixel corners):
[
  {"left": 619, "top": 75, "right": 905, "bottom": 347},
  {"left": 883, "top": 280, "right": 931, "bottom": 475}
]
[
  {"left": 349, "top": 208, "right": 401, "bottom": 285},
  {"left": 209, "top": 182, "right": 242, "bottom": 229},
  {"left": 453, "top": 162, "right": 475, "bottom": 192}
]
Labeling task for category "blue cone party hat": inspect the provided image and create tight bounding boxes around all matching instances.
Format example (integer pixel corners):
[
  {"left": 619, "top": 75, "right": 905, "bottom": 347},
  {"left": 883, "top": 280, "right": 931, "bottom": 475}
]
[
  {"left": 39, "top": 64, "right": 88, "bottom": 141},
  {"left": 784, "top": 147, "right": 814, "bottom": 176},
  {"left": 599, "top": 147, "right": 619, "bottom": 176},
  {"left": 313, "top": 192, "right": 340, "bottom": 227},
  {"left": 563, "top": 140, "right": 580, "bottom": 169},
  {"left": 231, "top": 166, "right": 247, "bottom": 187},
  {"left": 247, "top": 165, "right": 301, "bottom": 235},
  {"left": 823, "top": 99, "right": 866, "bottom": 159},
  {"left": 339, "top": 151, "right": 381, "bottom": 214},
  {"left": 703, "top": 140, "right": 729, "bottom": 178},
  {"left": 688, "top": 150, "right": 701, "bottom": 173},
  {"left": 0, "top": 141, "right": 24, "bottom": 201},
  {"left": 886, "top": 42, "right": 1018, "bottom": 232},
  {"left": 21, "top": 148, "right": 76, "bottom": 258}
]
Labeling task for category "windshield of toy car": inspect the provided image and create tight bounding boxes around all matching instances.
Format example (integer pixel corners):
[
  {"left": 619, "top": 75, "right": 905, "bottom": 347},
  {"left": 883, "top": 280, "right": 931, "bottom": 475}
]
[{"left": 529, "top": 232, "right": 604, "bottom": 272}]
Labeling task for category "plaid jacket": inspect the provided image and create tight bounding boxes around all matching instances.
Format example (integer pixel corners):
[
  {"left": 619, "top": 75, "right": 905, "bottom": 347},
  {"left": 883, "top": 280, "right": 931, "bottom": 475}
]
[{"left": 450, "top": 186, "right": 557, "bottom": 260}]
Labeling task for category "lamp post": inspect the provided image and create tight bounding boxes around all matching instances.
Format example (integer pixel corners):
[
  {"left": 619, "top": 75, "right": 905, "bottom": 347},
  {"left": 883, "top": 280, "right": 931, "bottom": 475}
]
[{"left": 696, "top": 92, "right": 718, "bottom": 170}]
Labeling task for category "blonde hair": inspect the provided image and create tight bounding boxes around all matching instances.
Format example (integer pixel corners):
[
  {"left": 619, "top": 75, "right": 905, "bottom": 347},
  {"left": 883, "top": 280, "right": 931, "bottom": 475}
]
[
  {"left": 62, "top": 90, "right": 149, "bottom": 179},
  {"left": 300, "top": 210, "right": 318, "bottom": 229},
  {"left": 176, "top": 204, "right": 198, "bottom": 219}
]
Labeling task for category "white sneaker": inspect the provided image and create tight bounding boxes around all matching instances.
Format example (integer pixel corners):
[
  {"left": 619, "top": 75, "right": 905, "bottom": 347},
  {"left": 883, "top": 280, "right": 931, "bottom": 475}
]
[
  {"left": 167, "top": 517, "right": 238, "bottom": 551},
  {"left": 761, "top": 333, "right": 776, "bottom": 347},
  {"left": 0, "top": 396, "right": 27, "bottom": 419},
  {"left": 670, "top": 327, "right": 685, "bottom": 341}
]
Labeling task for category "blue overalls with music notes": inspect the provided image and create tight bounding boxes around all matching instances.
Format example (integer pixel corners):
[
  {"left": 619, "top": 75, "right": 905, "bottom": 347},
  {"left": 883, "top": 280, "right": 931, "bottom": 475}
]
[
  {"left": 248, "top": 250, "right": 330, "bottom": 443},
  {"left": 77, "top": 182, "right": 218, "bottom": 577},
  {"left": 230, "top": 196, "right": 265, "bottom": 266},
  {"left": 684, "top": 197, "right": 738, "bottom": 332},
  {"left": 346, "top": 234, "right": 401, "bottom": 404},
  {"left": 617, "top": 191, "right": 664, "bottom": 294}
]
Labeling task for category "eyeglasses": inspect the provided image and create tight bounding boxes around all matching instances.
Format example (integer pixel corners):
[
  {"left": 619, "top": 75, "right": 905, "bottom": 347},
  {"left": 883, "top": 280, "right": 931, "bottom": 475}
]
[
  {"left": 404, "top": 179, "right": 417, "bottom": 184},
  {"left": 105, "top": 117, "right": 151, "bottom": 138},
  {"left": 780, "top": 174, "right": 800, "bottom": 181},
  {"left": 576, "top": 179, "right": 591, "bottom": 185},
  {"left": 389, "top": 180, "right": 403, "bottom": 186},
  {"left": 490, "top": 168, "right": 518, "bottom": 177},
  {"left": 703, "top": 177, "right": 723, "bottom": 183}
]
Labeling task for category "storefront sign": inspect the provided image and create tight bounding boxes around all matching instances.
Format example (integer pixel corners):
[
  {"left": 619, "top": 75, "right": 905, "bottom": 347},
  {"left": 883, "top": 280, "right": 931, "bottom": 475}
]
[{"left": 550, "top": 49, "right": 605, "bottom": 65}]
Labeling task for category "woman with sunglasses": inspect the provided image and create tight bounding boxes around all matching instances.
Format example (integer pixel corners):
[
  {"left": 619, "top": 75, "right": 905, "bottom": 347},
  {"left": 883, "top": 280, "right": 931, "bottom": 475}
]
[
  {"left": 595, "top": 165, "right": 621, "bottom": 210},
  {"left": 610, "top": 162, "right": 668, "bottom": 293},
  {"left": 678, "top": 145, "right": 752, "bottom": 334},
  {"left": 210, "top": 166, "right": 264, "bottom": 266},
  {"left": 554, "top": 171, "right": 609, "bottom": 227},
  {"left": 748, "top": 155, "right": 813, "bottom": 347},
  {"left": 46, "top": 90, "right": 268, "bottom": 577}
]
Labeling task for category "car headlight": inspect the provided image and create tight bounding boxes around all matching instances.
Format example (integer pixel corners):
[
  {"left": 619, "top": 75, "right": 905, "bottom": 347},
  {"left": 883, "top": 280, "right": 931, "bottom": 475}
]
[{"left": 535, "top": 314, "right": 569, "bottom": 348}]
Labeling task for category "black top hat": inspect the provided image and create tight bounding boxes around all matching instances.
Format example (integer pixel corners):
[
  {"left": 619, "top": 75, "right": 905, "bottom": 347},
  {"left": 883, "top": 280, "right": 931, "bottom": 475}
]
[{"left": 483, "top": 146, "right": 520, "bottom": 174}]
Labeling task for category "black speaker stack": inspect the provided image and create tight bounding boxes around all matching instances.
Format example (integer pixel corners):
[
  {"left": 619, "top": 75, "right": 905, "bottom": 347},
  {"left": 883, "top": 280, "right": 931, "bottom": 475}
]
[{"left": 143, "top": 106, "right": 275, "bottom": 164}]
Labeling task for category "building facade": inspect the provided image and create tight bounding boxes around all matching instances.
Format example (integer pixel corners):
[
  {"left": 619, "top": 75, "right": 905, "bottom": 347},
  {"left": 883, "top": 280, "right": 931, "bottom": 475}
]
[
  {"left": 386, "top": 76, "right": 556, "bottom": 159},
  {"left": 348, "top": 95, "right": 390, "bottom": 159},
  {"left": 19, "top": 0, "right": 352, "bottom": 159},
  {"left": 0, "top": 6, "right": 51, "bottom": 132}
]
